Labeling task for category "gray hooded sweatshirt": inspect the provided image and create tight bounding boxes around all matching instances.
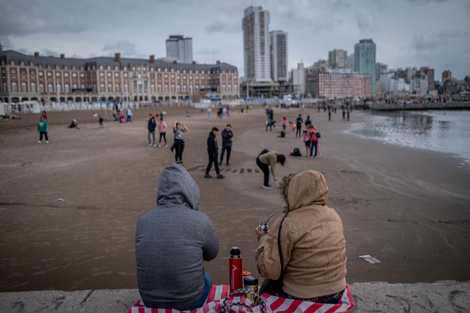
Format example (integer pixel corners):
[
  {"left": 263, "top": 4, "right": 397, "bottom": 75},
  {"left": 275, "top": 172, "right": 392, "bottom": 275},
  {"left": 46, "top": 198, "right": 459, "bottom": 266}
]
[{"left": 135, "top": 164, "right": 219, "bottom": 309}]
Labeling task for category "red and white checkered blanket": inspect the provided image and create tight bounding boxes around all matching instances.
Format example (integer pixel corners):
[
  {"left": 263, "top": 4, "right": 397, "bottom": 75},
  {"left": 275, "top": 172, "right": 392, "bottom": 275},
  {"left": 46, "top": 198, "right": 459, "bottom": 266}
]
[{"left": 129, "top": 284, "right": 354, "bottom": 313}]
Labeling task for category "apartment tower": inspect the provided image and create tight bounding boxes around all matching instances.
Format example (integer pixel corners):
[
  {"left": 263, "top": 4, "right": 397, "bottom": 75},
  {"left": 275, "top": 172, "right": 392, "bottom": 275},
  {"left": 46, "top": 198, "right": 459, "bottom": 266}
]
[
  {"left": 270, "top": 30, "right": 288, "bottom": 82},
  {"left": 242, "top": 6, "right": 271, "bottom": 82},
  {"left": 354, "top": 39, "right": 376, "bottom": 94},
  {"left": 166, "top": 35, "right": 193, "bottom": 64}
]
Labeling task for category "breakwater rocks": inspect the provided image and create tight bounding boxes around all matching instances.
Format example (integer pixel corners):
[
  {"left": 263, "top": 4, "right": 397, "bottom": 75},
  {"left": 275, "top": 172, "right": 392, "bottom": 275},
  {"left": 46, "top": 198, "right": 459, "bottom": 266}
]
[{"left": 371, "top": 101, "right": 470, "bottom": 111}]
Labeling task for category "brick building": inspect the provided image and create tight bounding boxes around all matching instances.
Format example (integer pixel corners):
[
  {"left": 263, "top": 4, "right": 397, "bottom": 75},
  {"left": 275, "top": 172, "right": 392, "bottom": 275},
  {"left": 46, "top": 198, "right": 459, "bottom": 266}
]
[
  {"left": 306, "top": 71, "right": 372, "bottom": 98},
  {"left": 0, "top": 50, "right": 239, "bottom": 103}
]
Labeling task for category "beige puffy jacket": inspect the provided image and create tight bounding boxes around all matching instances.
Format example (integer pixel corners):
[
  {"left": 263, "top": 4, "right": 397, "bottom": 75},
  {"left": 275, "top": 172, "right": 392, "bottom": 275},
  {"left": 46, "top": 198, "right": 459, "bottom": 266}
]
[{"left": 255, "top": 170, "right": 347, "bottom": 298}]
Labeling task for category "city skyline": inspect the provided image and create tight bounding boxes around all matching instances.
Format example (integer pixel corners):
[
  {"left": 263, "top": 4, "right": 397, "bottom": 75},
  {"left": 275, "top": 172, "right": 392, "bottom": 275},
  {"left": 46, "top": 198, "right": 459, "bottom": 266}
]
[{"left": 1, "top": 0, "right": 469, "bottom": 80}]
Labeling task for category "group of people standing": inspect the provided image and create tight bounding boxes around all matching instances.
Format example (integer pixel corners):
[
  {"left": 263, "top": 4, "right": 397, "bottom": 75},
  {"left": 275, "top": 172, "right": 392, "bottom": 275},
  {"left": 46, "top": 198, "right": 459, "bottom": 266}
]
[{"left": 147, "top": 114, "right": 168, "bottom": 148}]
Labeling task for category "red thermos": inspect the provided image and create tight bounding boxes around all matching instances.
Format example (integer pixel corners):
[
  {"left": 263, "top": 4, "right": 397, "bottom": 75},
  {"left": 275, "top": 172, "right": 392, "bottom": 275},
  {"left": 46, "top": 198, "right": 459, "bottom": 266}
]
[{"left": 229, "top": 246, "right": 243, "bottom": 295}]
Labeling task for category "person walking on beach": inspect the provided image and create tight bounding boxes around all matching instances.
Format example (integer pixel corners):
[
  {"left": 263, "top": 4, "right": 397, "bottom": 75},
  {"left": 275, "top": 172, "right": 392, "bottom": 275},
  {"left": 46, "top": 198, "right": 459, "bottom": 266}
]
[
  {"left": 99, "top": 115, "right": 104, "bottom": 128},
  {"left": 205, "top": 127, "right": 225, "bottom": 179},
  {"left": 342, "top": 109, "right": 346, "bottom": 120},
  {"left": 219, "top": 124, "right": 233, "bottom": 166},
  {"left": 282, "top": 117, "right": 287, "bottom": 131},
  {"left": 135, "top": 164, "right": 219, "bottom": 310},
  {"left": 207, "top": 107, "right": 212, "bottom": 120},
  {"left": 147, "top": 114, "right": 156, "bottom": 147},
  {"left": 127, "top": 108, "right": 133, "bottom": 122},
  {"left": 328, "top": 108, "right": 332, "bottom": 121},
  {"left": 305, "top": 115, "right": 312, "bottom": 127},
  {"left": 307, "top": 125, "right": 319, "bottom": 158},
  {"left": 295, "top": 114, "right": 303, "bottom": 138},
  {"left": 347, "top": 108, "right": 350, "bottom": 121},
  {"left": 255, "top": 150, "right": 286, "bottom": 189},
  {"left": 37, "top": 116, "right": 48, "bottom": 144},
  {"left": 171, "top": 121, "right": 188, "bottom": 164},
  {"left": 158, "top": 117, "right": 168, "bottom": 147}
]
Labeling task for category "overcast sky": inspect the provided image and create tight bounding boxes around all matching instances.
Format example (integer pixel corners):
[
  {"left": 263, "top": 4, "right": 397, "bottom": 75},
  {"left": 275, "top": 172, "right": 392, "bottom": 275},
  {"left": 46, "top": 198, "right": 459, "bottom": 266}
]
[{"left": 1, "top": 0, "right": 469, "bottom": 80}]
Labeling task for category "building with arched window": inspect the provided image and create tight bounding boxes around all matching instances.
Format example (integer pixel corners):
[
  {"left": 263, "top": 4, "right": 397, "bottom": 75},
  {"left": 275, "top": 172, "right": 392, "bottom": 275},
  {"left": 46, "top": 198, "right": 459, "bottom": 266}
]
[{"left": 0, "top": 50, "right": 239, "bottom": 103}]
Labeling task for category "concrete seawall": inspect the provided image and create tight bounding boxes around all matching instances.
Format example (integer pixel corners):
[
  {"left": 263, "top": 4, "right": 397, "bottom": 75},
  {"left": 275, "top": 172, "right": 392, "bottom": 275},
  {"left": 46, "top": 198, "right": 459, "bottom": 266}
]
[
  {"left": 0, "top": 281, "right": 469, "bottom": 313},
  {"left": 370, "top": 101, "right": 470, "bottom": 111}
]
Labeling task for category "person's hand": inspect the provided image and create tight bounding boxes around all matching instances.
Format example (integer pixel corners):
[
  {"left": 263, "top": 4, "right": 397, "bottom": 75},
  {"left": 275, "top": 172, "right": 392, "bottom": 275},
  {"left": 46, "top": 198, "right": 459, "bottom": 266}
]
[{"left": 255, "top": 227, "right": 268, "bottom": 241}]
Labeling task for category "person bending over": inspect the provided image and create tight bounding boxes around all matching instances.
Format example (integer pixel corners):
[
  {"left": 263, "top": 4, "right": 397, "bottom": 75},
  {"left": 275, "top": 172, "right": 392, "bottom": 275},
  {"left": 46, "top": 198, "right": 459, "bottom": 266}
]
[
  {"left": 255, "top": 150, "right": 286, "bottom": 189},
  {"left": 135, "top": 164, "right": 219, "bottom": 310}
]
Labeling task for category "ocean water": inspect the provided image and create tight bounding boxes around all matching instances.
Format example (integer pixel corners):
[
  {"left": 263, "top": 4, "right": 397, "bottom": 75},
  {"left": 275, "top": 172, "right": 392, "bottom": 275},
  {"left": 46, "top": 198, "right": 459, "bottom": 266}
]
[{"left": 349, "top": 110, "right": 470, "bottom": 168}]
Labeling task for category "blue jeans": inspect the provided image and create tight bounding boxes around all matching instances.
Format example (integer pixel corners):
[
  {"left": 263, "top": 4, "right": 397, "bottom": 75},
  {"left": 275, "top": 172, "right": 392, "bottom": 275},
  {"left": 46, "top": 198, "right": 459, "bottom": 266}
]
[
  {"left": 186, "top": 272, "right": 212, "bottom": 310},
  {"left": 310, "top": 141, "right": 318, "bottom": 157}
]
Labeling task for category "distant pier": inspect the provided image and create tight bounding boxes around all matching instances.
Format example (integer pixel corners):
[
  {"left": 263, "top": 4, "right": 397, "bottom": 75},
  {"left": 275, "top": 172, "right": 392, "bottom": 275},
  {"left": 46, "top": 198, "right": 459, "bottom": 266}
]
[{"left": 370, "top": 101, "right": 470, "bottom": 111}]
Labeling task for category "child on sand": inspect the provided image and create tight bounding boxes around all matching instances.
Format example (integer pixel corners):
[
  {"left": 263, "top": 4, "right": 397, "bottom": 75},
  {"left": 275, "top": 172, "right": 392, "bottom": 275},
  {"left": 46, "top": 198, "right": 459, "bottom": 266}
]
[
  {"left": 99, "top": 115, "right": 104, "bottom": 128},
  {"left": 67, "top": 119, "right": 80, "bottom": 129},
  {"left": 282, "top": 117, "right": 287, "bottom": 130},
  {"left": 301, "top": 130, "right": 310, "bottom": 157},
  {"left": 289, "top": 122, "right": 296, "bottom": 133},
  {"left": 38, "top": 116, "right": 48, "bottom": 143}
]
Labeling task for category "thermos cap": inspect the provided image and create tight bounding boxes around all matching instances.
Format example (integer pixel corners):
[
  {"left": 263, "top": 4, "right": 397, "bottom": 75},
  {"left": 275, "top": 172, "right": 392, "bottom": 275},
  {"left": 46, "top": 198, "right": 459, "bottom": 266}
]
[
  {"left": 230, "top": 246, "right": 241, "bottom": 256},
  {"left": 243, "top": 275, "right": 258, "bottom": 286}
]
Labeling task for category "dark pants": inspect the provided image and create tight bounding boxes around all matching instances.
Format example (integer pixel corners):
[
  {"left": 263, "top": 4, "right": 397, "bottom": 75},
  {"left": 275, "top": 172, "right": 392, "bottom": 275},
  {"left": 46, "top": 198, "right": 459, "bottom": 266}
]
[
  {"left": 39, "top": 131, "right": 48, "bottom": 141},
  {"left": 174, "top": 140, "right": 184, "bottom": 162},
  {"left": 159, "top": 132, "right": 167, "bottom": 144},
  {"left": 206, "top": 152, "right": 220, "bottom": 175},
  {"left": 310, "top": 141, "right": 318, "bottom": 157},
  {"left": 220, "top": 146, "right": 231, "bottom": 165},
  {"left": 296, "top": 124, "right": 301, "bottom": 137},
  {"left": 256, "top": 157, "right": 270, "bottom": 187}
]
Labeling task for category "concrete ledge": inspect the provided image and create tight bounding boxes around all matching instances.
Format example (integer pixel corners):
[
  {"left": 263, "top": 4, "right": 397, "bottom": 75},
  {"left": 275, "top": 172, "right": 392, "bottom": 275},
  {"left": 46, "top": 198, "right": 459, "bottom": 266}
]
[{"left": 0, "top": 281, "right": 468, "bottom": 313}]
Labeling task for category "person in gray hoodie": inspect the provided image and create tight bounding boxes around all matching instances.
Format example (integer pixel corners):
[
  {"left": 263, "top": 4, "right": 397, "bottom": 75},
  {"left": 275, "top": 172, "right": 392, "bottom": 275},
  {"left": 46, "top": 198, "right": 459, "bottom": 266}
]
[{"left": 135, "top": 164, "right": 219, "bottom": 310}]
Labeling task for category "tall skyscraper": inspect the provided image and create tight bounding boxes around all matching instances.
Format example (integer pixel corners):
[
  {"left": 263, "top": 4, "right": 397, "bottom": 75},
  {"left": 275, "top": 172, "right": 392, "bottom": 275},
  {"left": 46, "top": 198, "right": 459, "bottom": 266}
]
[
  {"left": 166, "top": 35, "right": 193, "bottom": 64},
  {"left": 242, "top": 6, "right": 271, "bottom": 82},
  {"left": 354, "top": 39, "right": 376, "bottom": 94},
  {"left": 328, "top": 49, "right": 347, "bottom": 69},
  {"left": 270, "top": 30, "right": 288, "bottom": 82}
]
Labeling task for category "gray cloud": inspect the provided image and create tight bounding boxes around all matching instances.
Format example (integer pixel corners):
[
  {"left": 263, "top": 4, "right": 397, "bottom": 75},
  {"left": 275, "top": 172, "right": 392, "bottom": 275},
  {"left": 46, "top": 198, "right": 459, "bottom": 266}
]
[
  {"left": 355, "top": 9, "right": 381, "bottom": 35},
  {"left": 102, "top": 40, "right": 147, "bottom": 58},
  {"left": 402, "top": 0, "right": 449, "bottom": 4},
  {"left": 206, "top": 18, "right": 240, "bottom": 34},
  {"left": 437, "top": 30, "right": 469, "bottom": 38},
  {"left": 410, "top": 34, "right": 446, "bottom": 50},
  {"left": 0, "top": 1, "right": 87, "bottom": 36},
  {"left": 196, "top": 48, "right": 221, "bottom": 55}
]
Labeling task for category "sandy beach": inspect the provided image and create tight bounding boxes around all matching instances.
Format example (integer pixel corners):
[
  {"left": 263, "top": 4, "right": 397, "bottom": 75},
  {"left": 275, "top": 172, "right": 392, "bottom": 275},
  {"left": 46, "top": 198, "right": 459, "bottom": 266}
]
[{"left": 0, "top": 105, "right": 469, "bottom": 292}]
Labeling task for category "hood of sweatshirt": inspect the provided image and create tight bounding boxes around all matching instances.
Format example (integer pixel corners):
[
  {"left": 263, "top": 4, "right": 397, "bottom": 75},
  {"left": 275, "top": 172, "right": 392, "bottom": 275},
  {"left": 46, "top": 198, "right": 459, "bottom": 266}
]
[
  {"left": 282, "top": 170, "right": 328, "bottom": 212},
  {"left": 156, "top": 163, "right": 200, "bottom": 211}
]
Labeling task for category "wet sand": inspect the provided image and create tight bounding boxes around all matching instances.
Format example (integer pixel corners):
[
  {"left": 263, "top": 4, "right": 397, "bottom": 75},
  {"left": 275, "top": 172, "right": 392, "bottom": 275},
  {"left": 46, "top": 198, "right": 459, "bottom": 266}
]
[{"left": 0, "top": 105, "right": 469, "bottom": 292}]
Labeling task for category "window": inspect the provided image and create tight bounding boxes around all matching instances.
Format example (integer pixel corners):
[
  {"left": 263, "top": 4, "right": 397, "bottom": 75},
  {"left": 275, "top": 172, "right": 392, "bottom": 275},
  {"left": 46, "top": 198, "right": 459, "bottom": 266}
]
[
  {"left": 151, "top": 84, "right": 155, "bottom": 93},
  {"left": 189, "top": 86, "right": 193, "bottom": 94},
  {"left": 30, "top": 70, "right": 36, "bottom": 75},
  {"left": 100, "top": 84, "right": 105, "bottom": 92},
  {"left": 31, "top": 83, "right": 36, "bottom": 93},
  {"left": 39, "top": 84, "right": 44, "bottom": 93},
  {"left": 158, "top": 85, "right": 162, "bottom": 92},
  {"left": 72, "top": 72, "right": 77, "bottom": 77},
  {"left": 48, "top": 84, "right": 53, "bottom": 93},
  {"left": 3, "top": 82, "right": 8, "bottom": 93},
  {"left": 56, "top": 72, "right": 60, "bottom": 77},
  {"left": 80, "top": 73, "right": 84, "bottom": 77},
  {"left": 47, "top": 72, "right": 52, "bottom": 77},
  {"left": 124, "top": 84, "right": 128, "bottom": 93},
  {"left": 115, "top": 85, "right": 120, "bottom": 93},
  {"left": 171, "top": 85, "right": 175, "bottom": 92},
  {"left": 11, "top": 68, "right": 16, "bottom": 74},
  {"left": 133, "top": 81, "right": 137, "bottom": 93},
  {"left": 65, "top": 84, "right": 70, "bottom": 93},
  {"left": 40, "top": 71, "right": 44, "bottom": 76},
  {"left": 11, "top": 82, "right": 18, "bottom": 93},
  {"left": 165, "top": 85, "right": 168, "bottom": 92},
  {"left": 183, "top": 85, "right": 187, "bottom": 93},
  {"left": 222, "top": 85, "right": 226, "bottom": 92},
  {"left": 73, "top": 84, "right": 78, "bottom": 89},
  {"left": 64, "top": 72, "right": 68, "bottom": 77},
  {"left": 100, "top": 72, "right": 104, "bottom": 77},
  {"left": 108, "top": 84, "right": 113, "bottom": 92},
  {"left": 10, "top": 60, "right": 15, "bottom": 65}
]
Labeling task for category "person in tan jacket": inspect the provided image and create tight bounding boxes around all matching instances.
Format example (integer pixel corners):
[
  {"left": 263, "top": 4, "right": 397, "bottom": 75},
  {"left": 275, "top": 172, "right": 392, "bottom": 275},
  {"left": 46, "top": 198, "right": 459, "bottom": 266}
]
[{"left": 255, "top": 170, "right": 348, "bottom": 303}]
